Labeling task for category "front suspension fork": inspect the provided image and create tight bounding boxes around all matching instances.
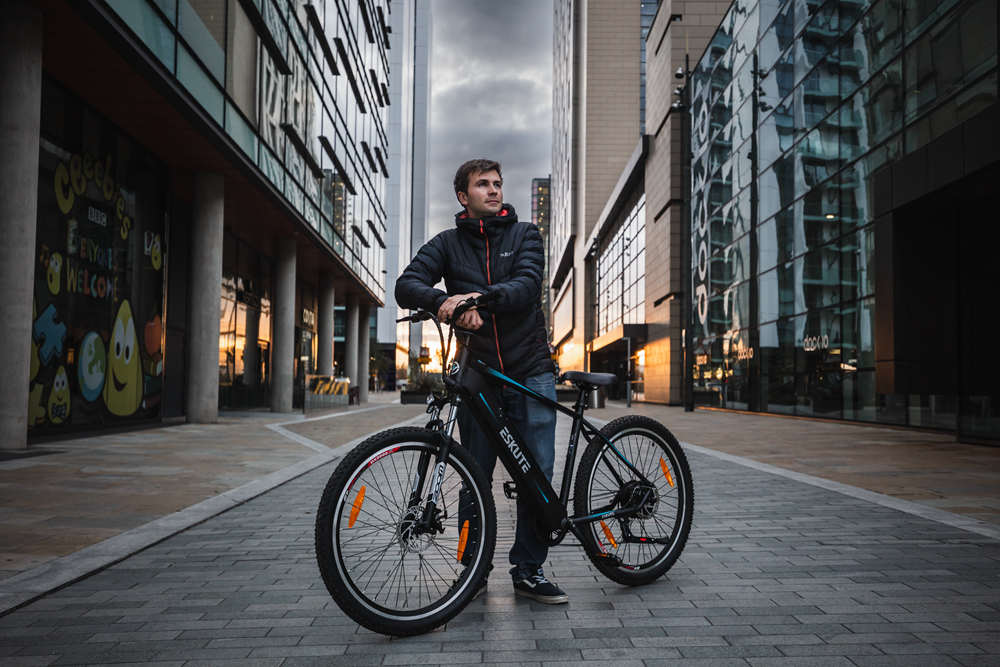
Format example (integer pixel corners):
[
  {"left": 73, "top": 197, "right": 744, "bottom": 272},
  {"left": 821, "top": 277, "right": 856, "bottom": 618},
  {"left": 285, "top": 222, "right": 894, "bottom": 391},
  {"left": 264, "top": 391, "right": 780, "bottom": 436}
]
[{"left": 415, "top": 399, "right": 461, "bottom": 532}]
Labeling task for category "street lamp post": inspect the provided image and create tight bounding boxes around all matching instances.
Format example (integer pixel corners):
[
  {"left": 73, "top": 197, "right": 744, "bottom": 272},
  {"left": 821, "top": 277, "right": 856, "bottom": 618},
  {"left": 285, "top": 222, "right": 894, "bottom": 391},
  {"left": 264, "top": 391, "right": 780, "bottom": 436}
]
[
  {"left": 674, "top": 54, "right": 694, "bottom": 412},
  {"left": 625, "top": 336, "right": 632, "bottom": 408}
]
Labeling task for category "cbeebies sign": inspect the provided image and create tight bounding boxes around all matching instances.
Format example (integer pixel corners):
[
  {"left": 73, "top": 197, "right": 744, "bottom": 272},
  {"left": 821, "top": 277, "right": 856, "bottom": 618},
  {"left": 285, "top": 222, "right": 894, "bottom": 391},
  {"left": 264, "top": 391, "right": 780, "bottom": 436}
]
[{"left": 54, "top": 152, "right": 133, "bottom": 241}]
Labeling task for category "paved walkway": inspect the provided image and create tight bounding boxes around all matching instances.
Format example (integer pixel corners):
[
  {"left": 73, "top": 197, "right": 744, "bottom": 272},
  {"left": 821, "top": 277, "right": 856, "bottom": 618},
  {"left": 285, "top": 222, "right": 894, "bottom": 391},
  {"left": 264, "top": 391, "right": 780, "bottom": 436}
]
[
  {"left": 0, "top": 394, "right": 426, "bottom": 611},
  {"left": 591, "top": 404, "right": 1000, "bottom": 528},
  {"left": 0, "top": 403, "right": 998, "bottom": 665}
]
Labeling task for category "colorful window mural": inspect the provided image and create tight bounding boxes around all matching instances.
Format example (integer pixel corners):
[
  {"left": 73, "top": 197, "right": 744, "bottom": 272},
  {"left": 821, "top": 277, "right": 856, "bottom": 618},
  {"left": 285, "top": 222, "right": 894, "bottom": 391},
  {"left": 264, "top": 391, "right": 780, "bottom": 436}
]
[{"left": 30, "top": 80, "right": 167, "bottom": 435}]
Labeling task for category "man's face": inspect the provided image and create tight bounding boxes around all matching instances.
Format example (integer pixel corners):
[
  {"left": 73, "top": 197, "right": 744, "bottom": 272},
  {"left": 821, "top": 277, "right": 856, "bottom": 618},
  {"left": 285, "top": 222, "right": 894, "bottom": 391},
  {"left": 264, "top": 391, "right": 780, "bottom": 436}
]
[{"left": 458, "top": 169, "right": 503, "bottom": 219}]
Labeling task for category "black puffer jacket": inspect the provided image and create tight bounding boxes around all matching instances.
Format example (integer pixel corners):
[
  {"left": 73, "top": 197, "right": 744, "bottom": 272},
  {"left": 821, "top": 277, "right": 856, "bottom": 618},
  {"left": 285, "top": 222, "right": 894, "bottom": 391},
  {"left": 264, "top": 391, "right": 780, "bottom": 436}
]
[{"left": 395, "top": 204, "right": 554, "bottom": 381}]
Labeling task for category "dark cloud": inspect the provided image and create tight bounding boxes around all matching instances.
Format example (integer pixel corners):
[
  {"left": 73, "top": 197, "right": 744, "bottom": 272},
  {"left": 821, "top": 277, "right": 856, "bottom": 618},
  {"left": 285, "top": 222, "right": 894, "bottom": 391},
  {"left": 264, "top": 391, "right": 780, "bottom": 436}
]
[{"left": 427, "top": 0, "right": 553, "bottom": 237}]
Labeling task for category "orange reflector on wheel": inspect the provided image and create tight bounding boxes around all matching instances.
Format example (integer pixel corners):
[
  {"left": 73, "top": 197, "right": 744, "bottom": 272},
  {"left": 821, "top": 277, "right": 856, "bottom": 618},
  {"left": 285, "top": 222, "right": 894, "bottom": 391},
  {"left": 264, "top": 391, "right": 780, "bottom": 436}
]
[
  {"left": 457, "top": 520, "right": 470, "bottom": 562},
  {"left": 660, "top": 457, "right": 675, "bottom": 487},
  {"left": 348, "top": 486, "right": 366, "bottom": 528},
  {"left": 600, "top": 520, "right": 618, "bottom": 549}
]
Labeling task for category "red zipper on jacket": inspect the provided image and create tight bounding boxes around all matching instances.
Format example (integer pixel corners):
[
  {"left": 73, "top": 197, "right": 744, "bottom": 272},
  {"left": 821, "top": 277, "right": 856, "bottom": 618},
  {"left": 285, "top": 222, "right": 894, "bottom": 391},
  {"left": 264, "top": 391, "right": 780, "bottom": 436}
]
[{"left": 480, "top": 219, "right": 505, "bottom": 373}]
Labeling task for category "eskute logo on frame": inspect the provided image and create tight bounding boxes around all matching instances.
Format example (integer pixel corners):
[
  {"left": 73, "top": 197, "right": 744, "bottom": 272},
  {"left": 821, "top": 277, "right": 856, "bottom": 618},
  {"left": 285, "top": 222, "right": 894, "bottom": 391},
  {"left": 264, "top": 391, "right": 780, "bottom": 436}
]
[{"left": 500, "top": 426, "right": 531, "bottom": 473}]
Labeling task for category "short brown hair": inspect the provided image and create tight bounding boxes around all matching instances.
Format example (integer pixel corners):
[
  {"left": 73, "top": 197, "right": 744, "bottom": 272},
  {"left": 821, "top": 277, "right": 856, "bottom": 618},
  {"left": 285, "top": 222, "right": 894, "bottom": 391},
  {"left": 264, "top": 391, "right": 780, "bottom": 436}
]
[{"left": 453, "top": 159, "right": 502, "bottom": 195}]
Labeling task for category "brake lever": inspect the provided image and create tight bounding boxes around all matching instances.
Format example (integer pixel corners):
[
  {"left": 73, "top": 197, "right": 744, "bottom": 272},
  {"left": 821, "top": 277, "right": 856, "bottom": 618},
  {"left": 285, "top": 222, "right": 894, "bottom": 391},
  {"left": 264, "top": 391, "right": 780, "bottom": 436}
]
[{"left": 397, "top": 311, "right": 434, "bottom": 323}]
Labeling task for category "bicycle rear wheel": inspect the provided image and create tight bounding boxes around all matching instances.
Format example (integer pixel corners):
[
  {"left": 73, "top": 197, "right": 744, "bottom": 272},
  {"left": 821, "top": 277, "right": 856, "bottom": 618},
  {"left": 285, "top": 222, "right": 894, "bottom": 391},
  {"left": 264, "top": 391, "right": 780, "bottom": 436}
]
[
  {"left": 574, "top": 416, "right": 693, "bottom": 585},
  {"left": 315, "top": 427, "right": 496, "bottom": 636}
]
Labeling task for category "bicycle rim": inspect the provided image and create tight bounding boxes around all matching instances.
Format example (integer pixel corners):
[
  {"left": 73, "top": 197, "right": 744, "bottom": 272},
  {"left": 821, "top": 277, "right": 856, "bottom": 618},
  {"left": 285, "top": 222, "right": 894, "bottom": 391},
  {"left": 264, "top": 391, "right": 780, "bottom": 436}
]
[
  {"left": 330, "top": 442, "right": 487, "bottom": 621},
  {"left": 585, "top": 428, "right": 687, "bottom": 570}
]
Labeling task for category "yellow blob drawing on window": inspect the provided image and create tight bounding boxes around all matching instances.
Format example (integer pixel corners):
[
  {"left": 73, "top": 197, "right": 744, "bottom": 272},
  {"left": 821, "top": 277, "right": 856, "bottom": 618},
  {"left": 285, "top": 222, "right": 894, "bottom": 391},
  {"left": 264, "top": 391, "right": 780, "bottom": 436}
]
[
  {"left": 150, "top": 234, "right": 162, "bottom": 270},
  {"left": 103, "top": 300, "right": 142, "bottom": 416},
  {"left": 47, "top": 366, "right": 71, "bottom": 424},
  {"left": 47, "top": 252, "right": 62, "bottom": 295}
]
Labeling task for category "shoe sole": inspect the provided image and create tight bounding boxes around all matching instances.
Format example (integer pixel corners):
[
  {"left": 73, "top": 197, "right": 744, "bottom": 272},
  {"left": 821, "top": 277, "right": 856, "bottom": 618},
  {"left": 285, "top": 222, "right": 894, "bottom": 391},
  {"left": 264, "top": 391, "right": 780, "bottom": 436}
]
[{"left": 514, "top": 588, "right": 568, "bottom": 604}]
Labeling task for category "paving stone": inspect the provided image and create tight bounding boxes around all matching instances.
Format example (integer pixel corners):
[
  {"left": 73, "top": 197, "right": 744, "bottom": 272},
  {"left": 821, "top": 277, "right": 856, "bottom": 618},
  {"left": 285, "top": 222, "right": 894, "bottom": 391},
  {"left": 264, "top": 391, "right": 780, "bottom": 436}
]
[
  {"left": 184, "top": 661, "right": 281, "bottom": 667},
  {"left": 745, "top": 659, "right": 854, "bottom": 666},
  {"left": 848, "top": 656, "right": 963, "bottom": 666},
  {"left": 678, "top": 645, "right": 783, "bottom": 659},
  {"left": 775, "top": 644, "right": 883, "bottom": 656},
  {"left": 281, "top": 655, "right": 383, "bottom": 666},
  {"left": 876, "top": 642, "right": 985, "bottom": 655},
  {"left": 642, "top": 658, "right": 751, "bottom": 667},
  {"left": 382, "top": 650, "right": 482, "bottom": 664}
]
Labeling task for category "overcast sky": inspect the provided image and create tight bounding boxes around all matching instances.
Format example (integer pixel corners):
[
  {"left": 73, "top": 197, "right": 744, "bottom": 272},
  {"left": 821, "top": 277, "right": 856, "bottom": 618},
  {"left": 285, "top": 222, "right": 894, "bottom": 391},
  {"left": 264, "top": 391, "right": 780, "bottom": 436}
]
[{"left": 425, "top": 0, "right": 553, "bottom": 240}]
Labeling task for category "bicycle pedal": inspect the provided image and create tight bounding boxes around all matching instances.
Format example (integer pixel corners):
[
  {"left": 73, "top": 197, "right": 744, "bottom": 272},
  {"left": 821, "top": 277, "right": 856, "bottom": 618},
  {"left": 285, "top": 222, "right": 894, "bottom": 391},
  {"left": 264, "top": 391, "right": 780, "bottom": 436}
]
[{"left": 502, "top": 481, "right": 518, "bottom": 500}]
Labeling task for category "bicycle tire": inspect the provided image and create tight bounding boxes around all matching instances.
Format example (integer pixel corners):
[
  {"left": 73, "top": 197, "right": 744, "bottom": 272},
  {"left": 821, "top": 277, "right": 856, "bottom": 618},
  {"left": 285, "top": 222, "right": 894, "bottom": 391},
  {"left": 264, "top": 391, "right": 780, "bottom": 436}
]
[
  {"left": 315, "top": 427, "right": 496, "bottom": 636},
  {"left": 573, "top": 416, "right": 693, "bottom": 585}
]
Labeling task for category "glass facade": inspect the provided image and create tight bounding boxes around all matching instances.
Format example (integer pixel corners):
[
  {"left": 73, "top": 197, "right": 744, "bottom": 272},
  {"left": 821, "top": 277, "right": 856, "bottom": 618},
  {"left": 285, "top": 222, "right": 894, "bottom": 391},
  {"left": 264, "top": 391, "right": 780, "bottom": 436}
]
[
  {"left": 106, "top": 0, "right": 388, "bottom": 299},
  {"left": 689, "top": 0, "right": 997, "bottom": 423},
  {"left": 639, "top": 0, "right": 659, "bottom": 133},
  {"left": 531, "top": 177, "right": 551, "bottom": 333},
  {"left": 219, "top": 230, "right": 273, "bottom": 408},
  {"left": 596, "top": 194, "right": 646, "bottom": 338},
  {"left": 550, "top": 0, "right": 574, "bottom": 278}
]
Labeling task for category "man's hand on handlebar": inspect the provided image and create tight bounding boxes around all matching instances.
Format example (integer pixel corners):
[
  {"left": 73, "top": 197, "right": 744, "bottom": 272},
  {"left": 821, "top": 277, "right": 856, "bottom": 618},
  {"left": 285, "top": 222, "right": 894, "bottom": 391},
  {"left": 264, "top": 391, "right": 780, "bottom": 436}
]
[{"left": 438, "top": 292, "right": 483, "bottom": 330}]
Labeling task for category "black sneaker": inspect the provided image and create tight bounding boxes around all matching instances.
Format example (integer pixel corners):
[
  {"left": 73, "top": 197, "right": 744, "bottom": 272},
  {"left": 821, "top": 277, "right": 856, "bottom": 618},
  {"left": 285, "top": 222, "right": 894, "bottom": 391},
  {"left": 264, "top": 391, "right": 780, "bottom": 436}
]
[{"left": 511, "top": 567, "right": 568, "bottom": 604}]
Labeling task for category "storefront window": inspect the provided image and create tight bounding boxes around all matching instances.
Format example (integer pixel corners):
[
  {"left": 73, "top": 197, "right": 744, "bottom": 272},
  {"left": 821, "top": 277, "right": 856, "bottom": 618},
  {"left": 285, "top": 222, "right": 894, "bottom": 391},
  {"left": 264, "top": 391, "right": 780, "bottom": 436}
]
[
  {"left": 31, "top": 81, "right": 167, "bottom": 435},
  {"left": 219, "top": 232, "right": 272, "bottom": 408}
]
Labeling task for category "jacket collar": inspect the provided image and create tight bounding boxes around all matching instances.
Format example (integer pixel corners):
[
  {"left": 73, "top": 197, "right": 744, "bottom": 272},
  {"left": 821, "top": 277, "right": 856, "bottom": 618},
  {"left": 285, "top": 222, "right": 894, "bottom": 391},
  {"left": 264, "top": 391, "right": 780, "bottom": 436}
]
[{"left": 455, "top": 204, "right": 518, "bottom": 236}]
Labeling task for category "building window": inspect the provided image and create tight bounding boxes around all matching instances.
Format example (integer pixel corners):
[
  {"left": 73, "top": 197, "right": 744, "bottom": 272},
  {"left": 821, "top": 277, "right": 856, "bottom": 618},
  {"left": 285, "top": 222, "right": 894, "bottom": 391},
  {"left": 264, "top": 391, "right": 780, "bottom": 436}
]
[{"left": 595, "top": 195, "right": 646, "bottom": 337}]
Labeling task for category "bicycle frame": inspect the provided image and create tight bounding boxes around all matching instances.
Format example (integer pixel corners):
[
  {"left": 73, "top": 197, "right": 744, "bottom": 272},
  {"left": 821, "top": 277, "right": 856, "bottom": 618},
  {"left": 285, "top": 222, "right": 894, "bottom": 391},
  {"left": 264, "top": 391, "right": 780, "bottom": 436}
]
[{"left": 417, "top": 332, "right": 655, "bottom": 547}]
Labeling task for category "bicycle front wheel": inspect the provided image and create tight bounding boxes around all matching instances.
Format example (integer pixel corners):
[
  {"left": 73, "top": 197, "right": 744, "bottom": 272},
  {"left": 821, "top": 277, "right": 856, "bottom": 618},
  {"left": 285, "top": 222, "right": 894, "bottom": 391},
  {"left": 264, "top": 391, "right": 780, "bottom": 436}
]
[
  {"left": 574, "top": 415, "right": 693, "bottom": 585},
  {"left": 315, "top": 427, "right": 496, "bottom": 636}
]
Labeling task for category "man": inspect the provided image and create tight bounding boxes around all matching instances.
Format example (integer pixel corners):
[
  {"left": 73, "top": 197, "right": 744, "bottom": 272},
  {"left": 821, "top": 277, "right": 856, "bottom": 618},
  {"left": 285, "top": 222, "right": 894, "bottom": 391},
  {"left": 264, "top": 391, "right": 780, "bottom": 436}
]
[{"left": 395, "top": 158, "right": 566, "bottom": 604}]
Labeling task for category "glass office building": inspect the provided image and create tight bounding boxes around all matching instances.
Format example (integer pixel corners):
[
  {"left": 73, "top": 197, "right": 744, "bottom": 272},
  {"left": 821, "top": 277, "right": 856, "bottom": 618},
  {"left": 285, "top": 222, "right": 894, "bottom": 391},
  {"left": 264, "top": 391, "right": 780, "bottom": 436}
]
[
  {"left": 16, "top": 0, "right": 390, "bottom": 438},
  {"left": 689, "top": 0, "right": 998, "bottom": 441},
  {"left": 105, "top": 0, "right": 388, "bottom": 296}
]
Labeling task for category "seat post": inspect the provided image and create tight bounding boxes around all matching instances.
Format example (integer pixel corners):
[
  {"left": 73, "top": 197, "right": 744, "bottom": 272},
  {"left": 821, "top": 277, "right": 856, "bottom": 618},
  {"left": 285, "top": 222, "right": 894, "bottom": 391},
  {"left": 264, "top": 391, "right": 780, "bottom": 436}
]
[{"left": 573, "top": 385, "right": 589, "bottom": 416}]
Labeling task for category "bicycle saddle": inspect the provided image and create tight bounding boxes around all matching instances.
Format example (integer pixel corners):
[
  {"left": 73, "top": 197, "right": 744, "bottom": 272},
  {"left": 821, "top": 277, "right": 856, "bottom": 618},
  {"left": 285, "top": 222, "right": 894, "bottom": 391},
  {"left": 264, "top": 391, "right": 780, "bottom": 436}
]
[{"left": 562, "top": 371, "right": 616, "bottom": 387}]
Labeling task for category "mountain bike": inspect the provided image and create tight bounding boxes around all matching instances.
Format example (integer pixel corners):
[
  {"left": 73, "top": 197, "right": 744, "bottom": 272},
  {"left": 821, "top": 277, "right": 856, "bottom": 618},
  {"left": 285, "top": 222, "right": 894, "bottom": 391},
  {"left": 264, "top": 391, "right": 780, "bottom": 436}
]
[{"left": 314, "top": 294, "right": 694, "bottom": 636}]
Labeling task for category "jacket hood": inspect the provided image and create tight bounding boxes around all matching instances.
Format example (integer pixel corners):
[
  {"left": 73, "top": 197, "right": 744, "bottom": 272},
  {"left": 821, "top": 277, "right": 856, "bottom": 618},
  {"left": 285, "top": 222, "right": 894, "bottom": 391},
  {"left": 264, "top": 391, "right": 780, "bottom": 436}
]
[{"left": 454, "top": 203, "right": 518, "bottom": 234}]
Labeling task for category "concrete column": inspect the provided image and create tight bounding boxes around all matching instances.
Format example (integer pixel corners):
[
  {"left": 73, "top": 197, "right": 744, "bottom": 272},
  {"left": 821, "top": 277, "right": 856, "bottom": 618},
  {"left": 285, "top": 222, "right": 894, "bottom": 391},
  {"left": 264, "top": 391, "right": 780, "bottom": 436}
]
[
  {"left": 0, "top": 1, "right": 42, "bottom": 449},
  {"left": 271, "top": 237, "right": 296, "bottom": 412},
  {"left": 345, "top": 294, "right": 359, "bottom": 392},
  {"left": 185, "top": 173, "right": 224, "bottom": 423},
  {"left": 243, "top": 305, "right": 259, "bottom": 388},
  {"left": 358, "top": 303, "right": 371, "bottom": 403},
  {"left": 317, "top": 276, "right": 335, "bottom": 376}
]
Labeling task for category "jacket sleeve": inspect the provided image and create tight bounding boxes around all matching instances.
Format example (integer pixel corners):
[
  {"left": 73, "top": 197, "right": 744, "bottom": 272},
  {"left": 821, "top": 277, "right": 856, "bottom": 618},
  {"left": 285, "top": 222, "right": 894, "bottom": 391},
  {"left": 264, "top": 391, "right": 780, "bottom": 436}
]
[
  {"left": 394, "top": 233, "right": 450, "bottom": 314},
  {"left": 482, "top": 223, "right": 544, "bottom": 314}
]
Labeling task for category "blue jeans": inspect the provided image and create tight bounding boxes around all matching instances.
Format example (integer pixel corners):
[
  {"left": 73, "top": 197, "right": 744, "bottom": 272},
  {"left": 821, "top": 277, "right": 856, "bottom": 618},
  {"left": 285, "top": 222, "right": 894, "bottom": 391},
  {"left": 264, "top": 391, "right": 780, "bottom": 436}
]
[{"left": 458, "top": 372, "right": 557, "bottom": 572}]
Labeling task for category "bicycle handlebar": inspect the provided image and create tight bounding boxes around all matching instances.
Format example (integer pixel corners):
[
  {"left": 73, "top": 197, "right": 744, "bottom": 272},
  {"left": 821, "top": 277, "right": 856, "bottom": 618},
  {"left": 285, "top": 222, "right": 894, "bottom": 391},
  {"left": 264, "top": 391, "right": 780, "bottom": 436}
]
[
  {"left": 395, "top": 293, "right": 499, "bottom": 373},
  {"left": 395, "top": 291, "right": 497, "bottom": 325}
]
